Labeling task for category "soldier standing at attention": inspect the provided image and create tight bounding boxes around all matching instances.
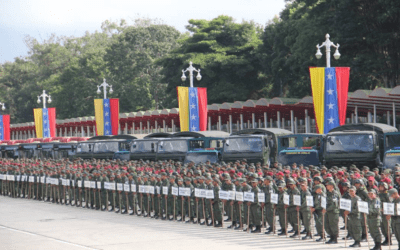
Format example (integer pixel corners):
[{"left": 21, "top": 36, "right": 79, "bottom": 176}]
[
  {"left": 344, "top": 186, "right": 362, "bottom": 247},
  {"left": 324, "top": 181, "right": 340, "bottom": 244},
  {"left": 367, "top": 189, "right": 382, "bottom": 250},
  {"left": 386, "top": 189, "right": 400, "bottom": 250}
]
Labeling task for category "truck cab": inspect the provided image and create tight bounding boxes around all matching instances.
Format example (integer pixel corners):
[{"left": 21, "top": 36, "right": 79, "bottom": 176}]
[
  {"left": 383, "top": 132, "right": 400, "bottom": 170},
  {"left": 277, "top": 134, "right": 324, "bottom": 166},
  {"left": 222, "top": 128, "right": 293, "bottom": 165},
  {"left": 323, "top": 123, "right": 398, "bottom": 169}
]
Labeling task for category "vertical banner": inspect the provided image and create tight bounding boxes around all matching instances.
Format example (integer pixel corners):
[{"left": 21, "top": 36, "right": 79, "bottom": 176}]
[
  {"left": 42, "top": 108, "right": 50, "bottom": 138},
  {"left": 33, "top": 108, "right": 43, "bottom": 138},
  {"left": 177, "top": 87, "right": 189, "bottom": 132},
  {"left": 2, "top": 115, "right": 10, "bottom": 141},
  {"left": 177, "top": 86, "right": 208, "bottom": 132},
  {"left": 94, "top": 98, "right": 119, "bottom": 136},
  {"left": 47, "top": 108, "right": 56, "bottom": 137},
  {"left": 309, "top": 67, "right": 350, "bottom": 134}
]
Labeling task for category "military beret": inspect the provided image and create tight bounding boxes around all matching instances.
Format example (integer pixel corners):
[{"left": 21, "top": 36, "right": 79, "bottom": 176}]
[
  {"left": 313, "top": 176, "right": 323, "bottom": 182},
  {"left": 379, "top": 182, "right": 388, "bottom": 189},
  {"left": 354, "top": 179, "right": 364, "bottom": 185}
]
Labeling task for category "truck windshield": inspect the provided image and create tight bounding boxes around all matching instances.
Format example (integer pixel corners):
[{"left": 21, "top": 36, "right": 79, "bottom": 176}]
[
  {"left": 158, "top": 140, "right": 188, "bottom": 153},
  {"left": 224, "top": 137, "right": 263, "bottom": 153},
  {"left": 185, "top": 152, "right": 218, "bottom": 164},
  {"left": 326, "top": 134, "right": 374, "bottom": 153},
  {"left": 384, "top": 152, "right": 400, "bottom": 169},
  {"left": 77, "top": 143, "right": 92, "bottom": 153},
  {"left": 386, "top": 135, "right": 400, "bottom": 150},
  {"left": 131, "top": 140, "right": 157, "bottom": 153},
  {"left": 93, "top": 142, "right": 119, "bottom": 153},
  {"left": 278, "top": 151, "right": 319, "bottom": 166}
]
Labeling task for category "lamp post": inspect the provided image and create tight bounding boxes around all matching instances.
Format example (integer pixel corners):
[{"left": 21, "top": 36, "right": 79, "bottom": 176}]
[
  {"left": 315, "top": 34, "right": 341, "bottom": 67},
  {"left": 0, "top": 102, "right": 5, "bottom": 111},
  {"left": 37, "top": 90, "right": 52, "bottom": 109},
  {"left": 97, "top": 78, "right": 113, "bottom": 99},
  {"left": 181, "top": 62, "right": 202, "bottom": 87}
]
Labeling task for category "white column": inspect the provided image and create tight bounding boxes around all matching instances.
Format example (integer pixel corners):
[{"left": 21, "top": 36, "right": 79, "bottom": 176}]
[
  {"left": 247, "top": 120, "right": 250, "bottom": 129},
  {"left": 282, "top": 117, "right": 285, "bottom": 130},
  {"left": 155, "top": 121, "right": 158, "bottom": 133},
  {"left": 64, "top": 127, "right": 67, "bottom": 137},
  {"left": 81, "top": 126, "right": 85, "bottom": 137},
  {"left": 258, "top": 119, "right": 261, "bottom": 129},
  {"left": 393, "top": 102, "right": 396, "bottom": 128},
  {"left": 252, "top": 113, "right": 255, "bottom": 129},
  {"left": 28, "top": 130, "right": 31, "bottom": 139},
  {"left": 75, "top": 127, "right": 78, "bottom": 137},
  {"left": 351, "top": 113, "right": 354, "bottom": 124},
  {"left": 240, "top": 114, "right": 243, "bottom": 130},
  {"left": 355, "top": 106, "right": 358, "bottom": 124},
  {"left": 277, "top": 111, "right": 281, "bottom": 128},
  {"left": 264, "top": 112, "right": 267, "bottom": 128},
  {"left": 373, "top": 104, "right": 377, "bottom": 123},
  {"left": 294, "top": 117, "right": 298, "bottom": 133},
  {"left": 290, "top": 110, "right": 294, "bottom": 133},
  {"left": 368, "top": 111, "right": 372, "bottom": 123},
  {"left": 124, "top": 122, "right": 128, "bottom": 134},
  {"left": 163, "top": 120, "right": 166, "bottom": 132},
  {"left": 236, "top": 120, "right": 239, "bottom": 132},
  {"left": 171, "top": 120, "right": 175, "bottom": 132},
  {"left": 208, "top": 117, "right": 211, "bottom": 131},
  {"left": 147, "top": 121, "right": 150, "bottom": 133},
  {"left": 86, "top": 126, "right": 90, "bottom": 137},
  {"left": 270, "top": 118, "right": 273, "bottom": 128},
  {"left": 70, "top": 127, "right": 73, "bottom": 137},
  {"left": 229, "top": 115, "right": 232, "bottom": 133},
  {"left": 305, "top": 109, "right": 309, "bottom": 133},
  {"left": 132, "top": 122, "right": 135, "bottom": 134},
  {"left": 218, "top": 115, "right": 221, "bottom": 131},
  {"left": 93, "top": 125, "right": 96, "bottom": 136}
]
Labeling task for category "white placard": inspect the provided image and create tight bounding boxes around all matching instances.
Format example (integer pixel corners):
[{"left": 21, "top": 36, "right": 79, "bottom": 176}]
[
  {"left": 156, "top": 186, "right": 160, "bottom": 195},
  {"left": 29, "top": 176, "right": 34, "bottom": 183},
  {"left": 244, "top": 192, "right": 255, "bottom": 202},
  {"left": 206, "top": 190, "right": 214, "bottom": 199},
  {"left": 195, "top": 188, "right": 200, "bottom": 197},
  {"left": 199, "top": 189, "right": 207, "bottom": 198},
  {"left": 179, "top": 187, "right": 186, "bottom": 196},
  {"left": 358, "top": 201, "right": 369, "bottom": 214},
  {"left": 219, "top": 190, "right": 229, "bottom": 200},
  {"left": 117, "top": 183, "right": 123, "bottom": 191},
  {"left": 0, "top": 174, "right": 4, "bottom": 180},
  {"left": 97, "top": 181, "right": 102, "bottom": 189},
  {"left": 78, "top": 180, "right": 82, "bottom": 188},
  {"left": 139, "top": 185, "right": 145, "bottom": 193},
  {"left": 321, "top": 196, "right": 326, "bottom": 209},
  {"left": 235, "top": 192, "right": 244, "bottom": 202},
  {"left": 228, "top": 191, "right": 235, "bottom": 200},
  {"left": 383, "top": 202, "right": 394, "bottom": 215},
  {"left": 171, "top": 186, "right": 178, "bottom": 196},
  {"left": 83, "top": 181, "right": 90, "bottom": 188},
  {"left": 294, "top": 195, "right": 301, "bottom": 206},
  {"left": 306, "top": 196, "right": 314, "bottom": 207},
  {"left": 162, "top": 186, "right": 168, "bottom": 195},
  {"left": 41, "top": 176, "right": 45, "bottom": 183},
  {"left": 258, "top": 192, "right": 265, "bottom": 203},
  {"left": 90, "top": 181, "right": 96, "bottom": 189},
  {"left": 10, "top": 175, "right": 15, "bottom": 181},
  {"left": 340, "top": 198, "right": 351, "bottom": 211},
  {"left": 71, "top": 180, "right": 75, "bottom": 187},
  {"left": 16, "top": 176, "right": 20, "bottom": 181},
  {"left": 148, "top": 186, "right": 155, "bottom": 194},
  {"left": 110, "top": 182, "right": 116, "bottom": 191},
  {"left": 62, "top": 179, "right": 67, "bottom": 186},
  {"left": 283, "top": 194, "right": 289, "bottom": 205},
  {"left": 270, "top": 193, "right": 278, "bottom": 204},
  {"left": 124, "top": 184, "right": 130, "bottom": 192},
  {"left": 131, "top": 184, "right": 137, "bottom": 192},
  {"left": 46, "top": 177, "right": 51, "bottom": 184},
  {"left": 65, "top": 179, "right": 70, "bottom": 186},
  {"left": 104, "top": 182, "right": 110, "bottom": 190},
  {"left": 397, "top": 203, "right": 400, "bottom": 216},
  {"left": 54, "top": 178, "right": 59, "bottom": 185},
  {"left": 21, "top": 175, "right": 26, "bottom": 181}
]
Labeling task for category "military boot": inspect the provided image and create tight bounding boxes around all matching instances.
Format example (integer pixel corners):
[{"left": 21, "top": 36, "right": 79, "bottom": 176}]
[
  {"left": 370, "top": 241, "right": 381, "bottom": 250},
  {"left": 361, "top": 233, "right": 367, "bottom": 242},
  {"left": 349, "top": 241, "right": 361, "bottom": 247},
  {"left": 251, "top": 226, "right": 261, "bottom": 233},
  {"left": 302, "top": 233, "right": 312, "bottom": 240},
  {"left": 278, "top": 229, "right": 286, "bottom": 236}
]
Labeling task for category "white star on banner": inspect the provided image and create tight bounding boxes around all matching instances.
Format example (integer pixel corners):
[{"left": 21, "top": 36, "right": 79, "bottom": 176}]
[
  {"left": 105, "top": 122, "right": 110, "bottom": 126},
  {"left": 328, "top": 103, "right": 334, "bottom": 109},
  {"left": 328, "top": 117, "right": 335, "bottom": 124},
  {"left": 104, "top": 103, "right": 109, "bottom": 107},
  {"left": 44, "top": 120, "right": 47, "bottom": 124},
  {"left": 190, "top": 104, "right": 196, "bottom": 109},
  {"left": 190, "top": 92, "right": 196, "bottom": 98},
  {"left": 191, "top": 125, "right": 197, "bottom": 131},
  {"left": 327, "top": 89, "right": 334, "bottom": 95},
  {"left": 191, "top": 114, "right": 196, "bottom": 120},
  {"left": 105, "top": 130, "right": 110, "bottom": 134},
  {"left": 105, "top": 112, "right": 109, "bottom": 116},
  {"left": 327, "top": 73, "right": 333, "bottom": 80}
]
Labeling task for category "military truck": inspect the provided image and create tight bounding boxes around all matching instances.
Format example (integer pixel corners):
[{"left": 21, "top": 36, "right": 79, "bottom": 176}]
[
  {"left": 158, "top": 131, "right": 228, "bottom": 162},
  {"left": 382, "top": 132, "right": 400, "bottom": 169},
  {"left": 222, "top": 128, "right": 293, "bottom": 165},
  {"left": 277, "top": 133, "right": 324, "bottom": 166},
  {"left": 74, "top": 135, "right": 137, "bottom": 160},
  {"left": 323, "top": 123, "right": 398, "bottom": 169}
]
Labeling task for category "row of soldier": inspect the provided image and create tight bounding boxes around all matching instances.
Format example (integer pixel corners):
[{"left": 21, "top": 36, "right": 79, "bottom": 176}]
[{"left": 0, "top": 158, "right": 400, "bottom": 250}]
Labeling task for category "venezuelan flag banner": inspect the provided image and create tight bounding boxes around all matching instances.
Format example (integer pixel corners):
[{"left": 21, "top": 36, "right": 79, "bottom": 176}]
[
  {"left": 309, "top": 67, "right": 350, "bottom": 134},
  {"left": 177, "top": 86, "right": 207, "bottom": 131},
  {"left": 94, "top": 99, "right": 119, "bottom": 135},
  {"left": 0, "top": 115, "right": 10, "bottom": 140},
  {"left": 33, "top": 108, "right": 56, "bottom": 138}
]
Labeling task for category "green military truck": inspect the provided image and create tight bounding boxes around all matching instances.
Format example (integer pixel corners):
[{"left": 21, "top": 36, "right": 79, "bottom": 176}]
[
  {"left": 277, "top": 133, "right": 324, "bottom": 166},
  {"left": 323, "top": 123, "right": 398, "bottom": 169},
  {"left": 382, "top": 132, "right": 400, "bottom": 170},
  {"left": 222, "top": 128, "right": 293, "bottom": 165}
]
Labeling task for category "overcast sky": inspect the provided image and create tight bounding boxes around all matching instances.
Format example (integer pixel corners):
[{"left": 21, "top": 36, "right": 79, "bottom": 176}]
[{"left": 0, "top": 0, "right": 286, "bottom": 63}]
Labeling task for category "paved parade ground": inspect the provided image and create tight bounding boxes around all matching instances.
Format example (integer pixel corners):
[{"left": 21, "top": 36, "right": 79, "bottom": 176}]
[{"left": 0, "top": 196, "right": 394, "bottom": 250}]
